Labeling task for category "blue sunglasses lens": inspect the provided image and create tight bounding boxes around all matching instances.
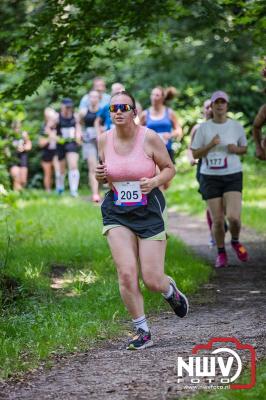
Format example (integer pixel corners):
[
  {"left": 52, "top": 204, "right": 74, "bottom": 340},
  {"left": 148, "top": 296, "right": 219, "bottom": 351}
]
[{"left": 109, "top": 104, "right": 133, "bottom": 112}]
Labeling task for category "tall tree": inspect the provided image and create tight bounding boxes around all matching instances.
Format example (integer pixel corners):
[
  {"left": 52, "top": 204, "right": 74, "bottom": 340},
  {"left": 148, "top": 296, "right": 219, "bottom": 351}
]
[{"left": 2, "top": 0, "right": 265, "bottom": 98}]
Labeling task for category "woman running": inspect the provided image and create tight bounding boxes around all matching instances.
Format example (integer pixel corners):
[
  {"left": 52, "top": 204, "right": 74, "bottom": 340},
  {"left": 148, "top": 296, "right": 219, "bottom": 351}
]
[
  {"left": 39, "top": 107, "right": 60, "bottom": 192},
  {"left": 95, "top": 91, "right": 189, "bottom": 350},
  {"left": 140, "top": 86, "right": 182, "bottom": 159},
  {"left": 79, "top": 90, "right": 101, "bottom": 202},
  {"left": 191, "top": 91, "right": 249, "bottom": 268},
  {"left": 10, "top": 121, "right": 32, "bottom": 191},
  {"left": 140, "top": 86, "right": 182, "bottom": 189},
  {"left": 56, "top": 98, "right": 81, "bottom": 197}
]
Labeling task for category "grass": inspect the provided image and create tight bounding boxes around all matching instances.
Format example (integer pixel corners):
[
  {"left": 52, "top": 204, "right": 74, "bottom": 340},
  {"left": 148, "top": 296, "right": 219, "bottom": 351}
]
[
  {"left": 241, "top": 159, "right": 266, "bottom": 233},
  {"left": 166, "top": 157, "right": 266, "bottom": 233},
  {"left": 0, "top": 191, "right": 211, "bottom": 378},
  {"left": 185, "top": 360, "right": 266, "bottom": 400}
]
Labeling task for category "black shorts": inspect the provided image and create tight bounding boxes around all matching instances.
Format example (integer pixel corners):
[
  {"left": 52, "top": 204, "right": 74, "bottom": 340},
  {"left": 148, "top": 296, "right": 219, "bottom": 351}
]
[
  {"left": 200, "top": 172, "right": 243, "bottom": 200},
  {"left": 13, "top": 152, "right": 28, "bottom": 168},
  {"left": 101, "top": 187, "right": 167, "bottom": 240},
  {"left": 42, "top": 149, "right": 57, "bottom": 162},
  {"left": 57, "top": 142, "right": 79, "bottom": 161}
]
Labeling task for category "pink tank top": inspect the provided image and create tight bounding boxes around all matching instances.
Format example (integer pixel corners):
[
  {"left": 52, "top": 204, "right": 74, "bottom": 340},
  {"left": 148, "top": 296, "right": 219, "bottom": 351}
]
[{"left": 105, "top": 126, "right": 156, "bottom": 182}]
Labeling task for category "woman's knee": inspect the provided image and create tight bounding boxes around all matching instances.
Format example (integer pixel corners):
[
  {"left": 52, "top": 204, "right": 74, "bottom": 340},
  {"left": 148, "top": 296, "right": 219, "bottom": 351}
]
[
  {"left": 227, "top": 214, "right": 240, "bottom": 227},
  {"left": 68, "top": 163, "right": 78, "bottom": 171},
  {"left": 212, "top": 217, "right": 224, "bottom": 230},
  {"left": 67, "top": 153, "right": 79, "bottom": 169},
  {"left": 142, "top": 271, "right": 164, "bottom": 292},
  {"left": 118, "top": 269, "right": 138, "bottom": 291},
  {"left": 10, "top": 166, "right": 19, "bottom": 178},
  {"left": 20, "top": 178, "right": 27, "bottom": 187}
]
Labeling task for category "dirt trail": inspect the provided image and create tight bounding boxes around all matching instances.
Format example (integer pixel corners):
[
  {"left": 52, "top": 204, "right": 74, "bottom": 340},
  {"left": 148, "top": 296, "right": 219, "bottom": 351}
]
[{"left": 1, "top": 212, "right": 265, "bottom": 400}]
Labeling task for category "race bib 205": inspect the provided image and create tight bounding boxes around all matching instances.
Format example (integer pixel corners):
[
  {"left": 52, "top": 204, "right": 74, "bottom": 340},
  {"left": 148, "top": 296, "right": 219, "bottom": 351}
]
[{"left": 112, "top": 181, "right": 147, "bottom": 206}]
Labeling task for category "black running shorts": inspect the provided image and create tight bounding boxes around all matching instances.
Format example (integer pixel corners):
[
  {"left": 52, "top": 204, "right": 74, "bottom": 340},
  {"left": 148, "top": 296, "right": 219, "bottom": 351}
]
[
  {"left": 200, "top": 172, "right": 243, "bottom": 200},
  {"left": 57, "top": 142, "right": 79, "bottom": 160},
  {"left": 14, "top": 152, "right": 28, "bottom": 167},
  {"left": 101, "top": 187, "right": 168, "bottom": 240},
  {"left": 42, "top": 149, "right": 57, "bottom": 162}
]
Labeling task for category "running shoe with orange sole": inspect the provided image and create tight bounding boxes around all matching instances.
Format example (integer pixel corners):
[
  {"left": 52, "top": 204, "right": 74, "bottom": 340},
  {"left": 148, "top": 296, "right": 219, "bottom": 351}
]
[{"left": 231, "top": 242, "right": 249, "bottom": 262}]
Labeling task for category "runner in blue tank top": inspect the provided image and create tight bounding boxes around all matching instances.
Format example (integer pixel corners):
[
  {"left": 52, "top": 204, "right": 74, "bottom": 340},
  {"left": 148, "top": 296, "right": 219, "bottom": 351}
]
[{"left": 140, "top": 86, "right": 182, "bottom": 189}]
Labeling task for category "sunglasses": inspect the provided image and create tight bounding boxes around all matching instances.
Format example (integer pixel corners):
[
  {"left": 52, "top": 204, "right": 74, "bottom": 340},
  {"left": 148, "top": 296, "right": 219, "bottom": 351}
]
[{"left": 109, "top": 104, "right": 134, "bottom": 113}]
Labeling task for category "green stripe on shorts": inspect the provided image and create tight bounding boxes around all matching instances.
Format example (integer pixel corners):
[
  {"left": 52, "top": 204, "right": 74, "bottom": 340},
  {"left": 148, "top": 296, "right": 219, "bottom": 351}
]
[
  {"left": 102, "top": 224, "right": 122, "bottom": 235},
  {"left": 102, "top": 204, "right": 168, "bottom": 241}
]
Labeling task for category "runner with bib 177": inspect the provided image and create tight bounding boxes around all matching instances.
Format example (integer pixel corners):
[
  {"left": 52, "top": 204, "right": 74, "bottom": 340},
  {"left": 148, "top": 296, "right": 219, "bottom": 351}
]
[{"left": 191, "top": 90, "right": 249, "bottom": 268}]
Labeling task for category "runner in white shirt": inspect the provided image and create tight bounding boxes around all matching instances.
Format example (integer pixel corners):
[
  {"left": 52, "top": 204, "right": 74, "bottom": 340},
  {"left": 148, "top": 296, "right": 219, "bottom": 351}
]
[{"left": 191, "top": 91, "right": 249, "bottom": 268}]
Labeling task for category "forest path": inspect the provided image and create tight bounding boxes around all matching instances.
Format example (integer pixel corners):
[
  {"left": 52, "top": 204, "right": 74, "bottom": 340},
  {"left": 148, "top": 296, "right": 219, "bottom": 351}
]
[{"left": 1, "top": 211, "right": 265, "bottom": 400}]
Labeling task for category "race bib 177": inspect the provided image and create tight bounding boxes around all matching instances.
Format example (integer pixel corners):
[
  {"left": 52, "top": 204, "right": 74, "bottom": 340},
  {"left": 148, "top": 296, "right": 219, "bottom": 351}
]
[{"left": 206, "top": 152, "right": 228, "bottom": 170}]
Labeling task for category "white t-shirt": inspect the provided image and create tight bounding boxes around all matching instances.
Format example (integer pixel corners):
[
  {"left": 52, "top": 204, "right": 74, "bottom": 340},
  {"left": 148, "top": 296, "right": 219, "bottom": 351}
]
[{"left": 191, "top": 119, "right": 247, "bottom": 176}]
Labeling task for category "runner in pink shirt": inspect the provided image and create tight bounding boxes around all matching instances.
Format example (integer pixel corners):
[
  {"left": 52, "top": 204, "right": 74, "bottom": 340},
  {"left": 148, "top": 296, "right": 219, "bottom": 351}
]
[{"left": 95, "top": 91, "right": 189, "bottom": 350}]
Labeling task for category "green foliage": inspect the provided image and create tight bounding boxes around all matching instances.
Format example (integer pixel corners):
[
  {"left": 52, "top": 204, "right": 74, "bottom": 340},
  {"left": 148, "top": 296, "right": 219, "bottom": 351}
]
[
  {"left": 0, "top": 0, "right": 28, "bottom": 56},
  {"left": 0, "top": 0, "right": 264, "bottom": 97},
  {"left": 0, "top": 1, "right": 265, "bottom": 189},
  {"left": 241, "top": 158, "right": 266, "bottom": 232},
  {"left": 0, "top": 101, "right": 28, "bottom": 188},
  {"left": 4, "top": 0, "right": 179, "bottom": 97}
]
